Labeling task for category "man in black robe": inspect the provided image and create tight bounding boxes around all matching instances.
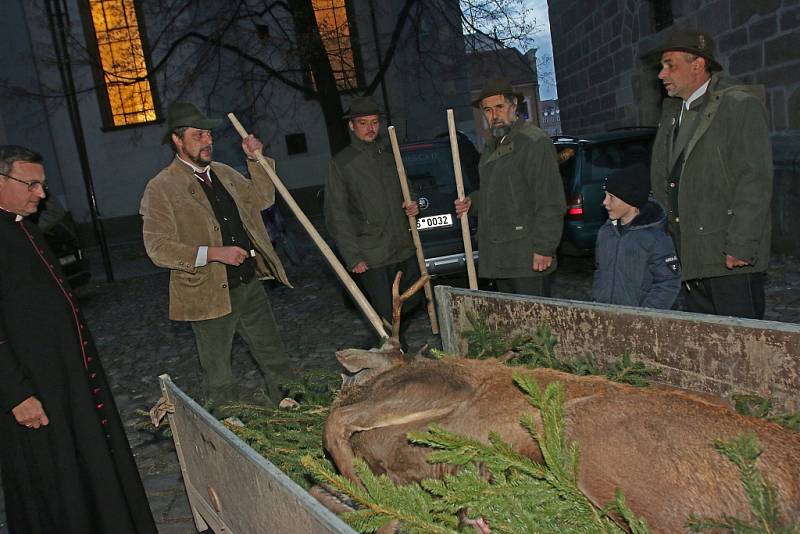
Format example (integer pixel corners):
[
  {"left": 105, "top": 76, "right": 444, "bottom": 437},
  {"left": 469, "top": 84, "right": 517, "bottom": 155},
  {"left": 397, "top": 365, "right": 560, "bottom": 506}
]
[{"left": 0, "top": 145, "right": 156, "bottom": 533}]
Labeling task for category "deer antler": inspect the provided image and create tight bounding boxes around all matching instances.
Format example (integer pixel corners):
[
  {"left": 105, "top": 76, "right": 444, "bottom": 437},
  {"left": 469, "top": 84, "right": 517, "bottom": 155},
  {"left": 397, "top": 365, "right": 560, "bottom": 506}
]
[{"left": 390, "top": 271, "right": 431, "bottom": 341}]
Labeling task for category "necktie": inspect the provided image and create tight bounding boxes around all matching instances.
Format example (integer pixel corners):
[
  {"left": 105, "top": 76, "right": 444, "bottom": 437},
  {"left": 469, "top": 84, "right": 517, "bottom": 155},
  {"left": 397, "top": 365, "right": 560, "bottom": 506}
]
[
  {"left": 672, "top": 105, "right": 684, "bottom": 145},
  {"left": 195, "top": 169, "right": 212, "bottom": 188}
]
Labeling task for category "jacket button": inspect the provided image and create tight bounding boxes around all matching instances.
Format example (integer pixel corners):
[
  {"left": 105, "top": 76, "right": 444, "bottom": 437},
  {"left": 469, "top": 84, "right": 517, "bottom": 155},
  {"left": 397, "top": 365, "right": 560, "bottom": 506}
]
[
  {"left": 698, "top": 226, "right": 703, "bottom": 231},
  {"left": 214, "top": 226, "right": 219, "bottom": 231},
  {"left": 222, "top": 283, "right": 228, "bottom": 288},
  {"left": 675, "top": 217, "right": 680, "bottom": 223}
]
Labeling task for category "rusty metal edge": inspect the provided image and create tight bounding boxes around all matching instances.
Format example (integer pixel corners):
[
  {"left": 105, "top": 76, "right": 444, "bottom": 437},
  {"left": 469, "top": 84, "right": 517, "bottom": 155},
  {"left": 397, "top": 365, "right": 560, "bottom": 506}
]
[
  {"left": 159, "top": 374, "right": 212, "bottom": 533},
  {"left": 158, "top": 374, "right": 358, "bottom": 534},
  {"left": 436, "top": 286, "right": 800, "bottom": 337},
  {"left": 435, "top": 285, "right": 457, "bottom": 355}
]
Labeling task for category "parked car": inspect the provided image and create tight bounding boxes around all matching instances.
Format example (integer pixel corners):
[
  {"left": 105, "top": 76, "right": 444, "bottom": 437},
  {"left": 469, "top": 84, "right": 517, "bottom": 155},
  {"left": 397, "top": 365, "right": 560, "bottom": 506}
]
[
  {"left": 34, "top": 196, "right": 91, "bottom": 288},
  {"left": 553, "top": 128, "right": 657, "bottom": 254},
  {"left": 401, "top": 133, "right": 480, "bottom": 277}
]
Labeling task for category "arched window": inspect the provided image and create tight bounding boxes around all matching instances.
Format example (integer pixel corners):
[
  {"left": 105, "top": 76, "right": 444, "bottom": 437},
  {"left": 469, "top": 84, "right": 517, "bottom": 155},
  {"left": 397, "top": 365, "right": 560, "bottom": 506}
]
[
  {"left": 313, "top": 0, "right": 359, "bottom": 90},
  {"left": 87, "top": 0, "right": 157, "bottom": 127}
]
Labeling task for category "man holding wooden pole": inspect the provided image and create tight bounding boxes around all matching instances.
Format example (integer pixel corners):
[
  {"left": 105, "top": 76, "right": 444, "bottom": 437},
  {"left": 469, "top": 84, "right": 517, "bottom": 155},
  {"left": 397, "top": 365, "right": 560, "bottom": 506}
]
[
  {"left": 324, "top": 96, "right": 421, "bottom": 346},
  {"left": 454, "top": 79, "right": 565, "bottom": 296},
  {"left": 140, "top": 102, "right": 292, "bottom": 413}
]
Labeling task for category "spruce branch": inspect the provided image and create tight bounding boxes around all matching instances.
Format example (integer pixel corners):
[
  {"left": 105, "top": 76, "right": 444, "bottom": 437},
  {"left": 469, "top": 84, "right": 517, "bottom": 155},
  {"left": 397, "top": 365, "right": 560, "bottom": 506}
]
[
  {"left": 301, "top": 456, "right": 459, "bottom": 533},
  {"left": 733, "top": 395, "right": 800, "bottom": 432},
  {"left": 687, "top": 434, "right": 797, "bottom": 533}
]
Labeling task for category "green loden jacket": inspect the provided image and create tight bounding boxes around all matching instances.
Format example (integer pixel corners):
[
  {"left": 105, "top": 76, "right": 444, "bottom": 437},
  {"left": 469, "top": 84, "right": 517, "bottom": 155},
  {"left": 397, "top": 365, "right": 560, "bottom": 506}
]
[
  {"left": 469, "top": 119, "right": 566, "bottom": 279},
  {"left": 140, "top": 157, "right": 290, "bottom": 322},
  {"left": 651, "top": 72, "right": 773, "bottom": 281},
  {"left": 324, "top": 134, "right": 415, "bottom": 270}
]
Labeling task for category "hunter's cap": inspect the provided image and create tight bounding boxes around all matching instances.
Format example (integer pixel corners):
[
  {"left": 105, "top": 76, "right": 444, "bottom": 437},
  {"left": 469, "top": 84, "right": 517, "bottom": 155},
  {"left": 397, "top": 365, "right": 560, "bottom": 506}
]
[
  {"left": 162, "top": 102, "right": 223, "bottom": 144},
  {"left": 642, "top": 28, "right": 722, "bottom": 71},
  {"left": 343, "top": 96, "right": 384, "bottom": 119},
  {"left": 472, "top": 78, "right": 526, "bottom": 108}
]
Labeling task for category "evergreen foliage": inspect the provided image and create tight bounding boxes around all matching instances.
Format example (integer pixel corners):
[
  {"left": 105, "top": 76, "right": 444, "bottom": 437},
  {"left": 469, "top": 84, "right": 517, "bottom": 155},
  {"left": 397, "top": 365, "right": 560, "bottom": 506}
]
[
  {"left": 221, "top": 369, "right": 342, "bottom": 488},
  {"left": 462, "top": 311, "right": 660, "bottom": 386},
  {"left": 687, "top": 434, "right": 799, "bottom": 533},
  {"left": 732, "top": 395, "right": 800, "bottom": 432}
]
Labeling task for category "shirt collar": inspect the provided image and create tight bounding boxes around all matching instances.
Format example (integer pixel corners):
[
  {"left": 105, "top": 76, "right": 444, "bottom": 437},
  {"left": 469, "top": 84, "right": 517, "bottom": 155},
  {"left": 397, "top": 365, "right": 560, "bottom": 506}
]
[
  {"left": 176, "top": 155, "right": 210, "bottom": 175},
  {"left": 684, "top": 79, "right": 710, "bottom": 109}
]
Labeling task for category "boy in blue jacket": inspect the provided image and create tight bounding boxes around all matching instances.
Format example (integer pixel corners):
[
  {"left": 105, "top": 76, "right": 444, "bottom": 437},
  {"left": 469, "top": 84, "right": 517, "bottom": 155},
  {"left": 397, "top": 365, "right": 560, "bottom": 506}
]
[{"left": 591, "top": 163, "right": 681, "bottom": 309}]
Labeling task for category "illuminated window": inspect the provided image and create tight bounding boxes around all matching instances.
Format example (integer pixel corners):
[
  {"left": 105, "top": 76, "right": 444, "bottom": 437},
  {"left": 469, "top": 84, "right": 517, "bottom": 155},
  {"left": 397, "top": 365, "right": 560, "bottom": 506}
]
[
  {"left": 88, "top": 0, "right": 156, "bottom": 126},
  {"left": 312, "top": 0, "right": 358, "bottom": 90}
]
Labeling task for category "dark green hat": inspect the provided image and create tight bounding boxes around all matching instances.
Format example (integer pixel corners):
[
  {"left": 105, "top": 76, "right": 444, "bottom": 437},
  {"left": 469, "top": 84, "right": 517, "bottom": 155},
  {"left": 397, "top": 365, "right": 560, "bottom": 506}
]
[
  {"left": 162, "top": 102, "right": 223, "bottom": 144},
  {"left": 472, "top": 78, "right": 525, "bottom": 108},
  {"left": 642, "top": 28, "right": 722, "bottom": 71},
  {"left": 343, "top": 96, "right": 383, "bottom": 119}
]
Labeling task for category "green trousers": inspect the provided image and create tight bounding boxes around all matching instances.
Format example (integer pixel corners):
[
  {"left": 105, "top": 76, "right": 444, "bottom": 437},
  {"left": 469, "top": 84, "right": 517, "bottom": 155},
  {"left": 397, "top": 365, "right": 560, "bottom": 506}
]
[{"left": 190, "top": 279, "right": 290, "bottom": 404}]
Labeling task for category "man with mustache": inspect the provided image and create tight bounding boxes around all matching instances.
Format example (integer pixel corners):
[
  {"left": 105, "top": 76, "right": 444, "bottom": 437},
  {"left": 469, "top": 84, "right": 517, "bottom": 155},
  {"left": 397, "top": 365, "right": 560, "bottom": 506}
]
[
  {"left": 455, "top": 78, "right": 565, "bottom": 296},
  {"left": 324, "top": 96, "right": 420, "bottom": 346},
  {"left": 0, "top": 145, "right": 156, "bottom": 533},
  {"left": 645, "top": 29, "right": 772, "bottom": 319},
  {"left": 140, "top": 102, "right": 292, "bottom": 413}
]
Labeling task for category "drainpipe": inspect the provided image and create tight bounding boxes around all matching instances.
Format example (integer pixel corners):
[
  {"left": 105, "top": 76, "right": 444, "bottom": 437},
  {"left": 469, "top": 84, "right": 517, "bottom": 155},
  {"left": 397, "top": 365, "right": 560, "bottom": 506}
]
[{"left": 45, "top": 0, "right": 114, "bottom": 282}]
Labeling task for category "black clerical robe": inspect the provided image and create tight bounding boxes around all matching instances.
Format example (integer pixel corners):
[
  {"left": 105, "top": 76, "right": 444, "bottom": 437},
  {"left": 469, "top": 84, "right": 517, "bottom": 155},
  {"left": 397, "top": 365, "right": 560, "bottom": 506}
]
[{"left": 0, "top": 211, "right": 156, "bottom": 533}]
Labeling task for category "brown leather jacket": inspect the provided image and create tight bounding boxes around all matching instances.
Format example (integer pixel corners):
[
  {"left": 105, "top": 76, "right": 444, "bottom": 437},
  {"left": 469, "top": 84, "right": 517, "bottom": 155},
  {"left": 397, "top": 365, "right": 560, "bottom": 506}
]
[{"left": 140, "top": 157, "right": 290, "bottom": 321}]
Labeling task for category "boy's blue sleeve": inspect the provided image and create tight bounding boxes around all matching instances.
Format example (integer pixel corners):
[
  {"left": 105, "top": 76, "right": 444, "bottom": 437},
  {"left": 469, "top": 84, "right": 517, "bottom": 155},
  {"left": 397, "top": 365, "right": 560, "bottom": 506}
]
[{"left": 641, "top": 231, "right": 681, "bottom": 309}]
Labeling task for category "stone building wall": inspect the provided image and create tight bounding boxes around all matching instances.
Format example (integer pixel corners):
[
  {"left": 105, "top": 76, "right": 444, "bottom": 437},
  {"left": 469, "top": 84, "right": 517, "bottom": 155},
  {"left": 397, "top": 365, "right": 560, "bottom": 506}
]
[{"left": 548, "top": 0, "right": 800, "bottom": 253}]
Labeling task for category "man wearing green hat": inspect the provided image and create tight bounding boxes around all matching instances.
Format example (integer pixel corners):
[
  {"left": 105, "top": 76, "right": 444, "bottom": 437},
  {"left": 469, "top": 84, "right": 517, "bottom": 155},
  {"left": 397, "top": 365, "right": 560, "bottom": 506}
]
[
  {"left": 454, "top": 78, "right": 565, "bottom": 296},
  {"left": 324, "top": 96, "right": 421, "bottom": 338},
  {"left": 140, "top": 102, "right": 292, "bottom": 411},
  {"left": 645, "top": 29, "right": 772, "bottom": 319}
]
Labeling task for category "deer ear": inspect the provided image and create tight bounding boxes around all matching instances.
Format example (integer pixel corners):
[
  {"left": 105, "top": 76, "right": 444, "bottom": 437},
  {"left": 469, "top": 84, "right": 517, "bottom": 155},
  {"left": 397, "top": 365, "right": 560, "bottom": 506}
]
[{"left": 336, "top": 348, "right": 396, "bottom": 373}]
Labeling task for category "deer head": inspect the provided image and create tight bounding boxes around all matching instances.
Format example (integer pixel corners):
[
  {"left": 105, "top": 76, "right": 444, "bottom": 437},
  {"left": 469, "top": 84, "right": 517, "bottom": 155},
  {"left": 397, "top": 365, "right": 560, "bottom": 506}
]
[{"left": 337, "top": 271, "right": 430, "bottom": 388}]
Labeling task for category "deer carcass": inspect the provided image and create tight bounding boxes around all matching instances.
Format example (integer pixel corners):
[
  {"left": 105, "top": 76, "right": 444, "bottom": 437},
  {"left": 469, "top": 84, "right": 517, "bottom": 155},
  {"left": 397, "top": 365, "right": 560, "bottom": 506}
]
[{"left": 323, "top": 352, "right": 800, "bottom": 532}]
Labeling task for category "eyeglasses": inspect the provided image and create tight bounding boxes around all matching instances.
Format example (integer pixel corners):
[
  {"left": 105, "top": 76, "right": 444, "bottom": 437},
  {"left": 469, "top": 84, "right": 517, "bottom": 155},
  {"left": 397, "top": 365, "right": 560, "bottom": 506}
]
[{"left": 0, "top": 171, "right": 47, "bottom": 192}]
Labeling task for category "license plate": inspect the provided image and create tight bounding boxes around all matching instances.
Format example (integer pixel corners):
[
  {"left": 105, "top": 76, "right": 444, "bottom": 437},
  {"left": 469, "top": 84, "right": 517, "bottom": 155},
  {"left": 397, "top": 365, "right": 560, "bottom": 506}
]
[{"left": 416, "top": 213, "right": 453, "bottom": 230}]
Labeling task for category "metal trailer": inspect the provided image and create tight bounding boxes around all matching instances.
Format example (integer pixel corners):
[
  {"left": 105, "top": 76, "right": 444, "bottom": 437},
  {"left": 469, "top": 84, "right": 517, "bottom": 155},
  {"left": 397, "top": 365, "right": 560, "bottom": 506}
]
[
  {"left": 162, "top": 286, "right": 800, "bottom": 532},
  {"left": 435, "top": 286, "right": 800, "bottom": 412},
  {"left": 158, "top": 375, "right": 357, "bottom": 534}
]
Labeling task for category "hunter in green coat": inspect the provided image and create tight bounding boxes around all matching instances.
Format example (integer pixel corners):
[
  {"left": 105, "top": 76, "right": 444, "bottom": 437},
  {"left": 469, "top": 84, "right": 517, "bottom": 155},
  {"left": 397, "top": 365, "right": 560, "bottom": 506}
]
[
  {"left": 324, "top": 96, "right": 419, "bottom": 325},
  {"left": 456, "top": 79, "right": 565, "bottom": 296},
  {"left": 647, "top": 29, "right": 772, "bottom": 319}
]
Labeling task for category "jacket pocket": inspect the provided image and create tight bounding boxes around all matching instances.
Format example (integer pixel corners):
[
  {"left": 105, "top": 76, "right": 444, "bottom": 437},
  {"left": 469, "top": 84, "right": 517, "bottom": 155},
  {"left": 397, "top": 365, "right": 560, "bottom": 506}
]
[
  {"left": 488, "top": 223, "right": 528, "bottom": 244},
  {"left": 171, "top": 268, "right": 208, "bottom": 288}
]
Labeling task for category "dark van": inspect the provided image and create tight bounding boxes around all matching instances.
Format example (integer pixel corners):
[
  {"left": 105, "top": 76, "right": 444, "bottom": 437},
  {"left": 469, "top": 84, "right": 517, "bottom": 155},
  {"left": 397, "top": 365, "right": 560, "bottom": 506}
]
[{"left": 554, "top": 128, "right": 656, "bottom": 254}]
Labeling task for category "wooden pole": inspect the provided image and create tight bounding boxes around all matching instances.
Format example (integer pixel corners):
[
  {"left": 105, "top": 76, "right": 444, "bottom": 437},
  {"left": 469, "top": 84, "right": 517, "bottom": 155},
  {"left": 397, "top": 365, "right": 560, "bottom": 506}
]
[
  {"left": 227, "top": 113, "right": 389, "bottom": 340},
  {"left": 387, "top": 125, "right": 439, "bottom": 335},
  {"left": 446, "top": 109, "right": 478, "bottom": 289}
]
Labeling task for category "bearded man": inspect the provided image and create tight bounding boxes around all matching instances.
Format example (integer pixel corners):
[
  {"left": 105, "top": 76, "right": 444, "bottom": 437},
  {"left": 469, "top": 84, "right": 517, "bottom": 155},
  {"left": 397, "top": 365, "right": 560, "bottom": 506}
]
[
  {"left": 455, "top": 79, "right": 565, "bottom": 295},
  {"left": 324, "top": 96, "right": 420, "bottom": 341},
  {"left": 140, "top": 102, "right": 292, "bottom": 412}
]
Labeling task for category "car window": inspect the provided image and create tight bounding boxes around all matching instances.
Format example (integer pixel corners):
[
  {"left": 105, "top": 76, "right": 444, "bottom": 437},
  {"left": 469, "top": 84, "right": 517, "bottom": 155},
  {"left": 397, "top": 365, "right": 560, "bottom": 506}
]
[
  {"left": 582, "top": 140, "right": 652, "bottom": 184},
  {"left": 556, "top": 145, "right": 577, "bottom": 193}
]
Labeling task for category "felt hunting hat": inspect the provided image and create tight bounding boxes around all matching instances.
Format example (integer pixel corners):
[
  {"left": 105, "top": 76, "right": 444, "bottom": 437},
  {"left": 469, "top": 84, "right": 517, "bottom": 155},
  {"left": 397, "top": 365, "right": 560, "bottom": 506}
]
[
  {"left": 642, "top": 28, "right": 722, "bottom": 71},
  {"left": 343, "top": 96, "right": 384, "bottom": 119},
  {"left": 603, "top": 163, "right": 651, "bottom": 208},
  {"left": 472, "top": 78, "right": 526, "bottom": 108},
  {"left": 162, "top": 101, "right": 223, "bottom": 144}
]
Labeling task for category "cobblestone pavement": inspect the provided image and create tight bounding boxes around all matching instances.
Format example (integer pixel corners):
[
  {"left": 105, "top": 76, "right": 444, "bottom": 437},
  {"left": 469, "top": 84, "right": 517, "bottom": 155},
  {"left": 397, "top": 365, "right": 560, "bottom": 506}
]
[{"left": 1, "top": 218, "right": 799, "bottom": 533}]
